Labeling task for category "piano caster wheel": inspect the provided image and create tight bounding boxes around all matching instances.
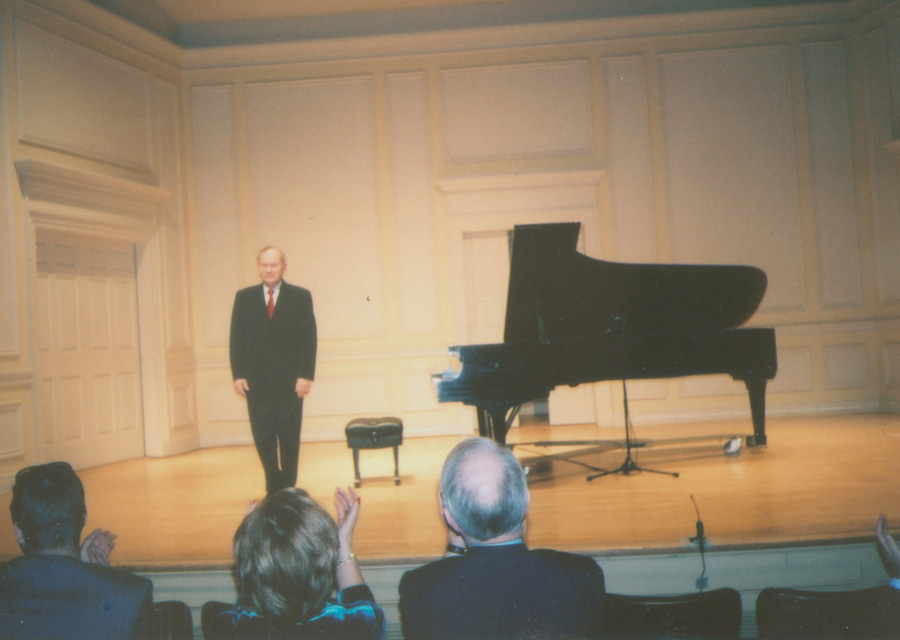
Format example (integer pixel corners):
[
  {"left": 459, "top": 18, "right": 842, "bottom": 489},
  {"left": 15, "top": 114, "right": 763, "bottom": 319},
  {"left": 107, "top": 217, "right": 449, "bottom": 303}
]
[{"left": 724, "top": 436, "right": 742, "bottom": 457}]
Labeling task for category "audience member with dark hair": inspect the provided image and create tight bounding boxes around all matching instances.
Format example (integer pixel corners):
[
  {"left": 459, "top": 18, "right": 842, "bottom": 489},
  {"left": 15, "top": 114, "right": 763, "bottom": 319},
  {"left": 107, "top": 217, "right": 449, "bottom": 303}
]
[
  {"left": 209, "top": 486, "right": 385, "bottom": 639},
  {"left": 398, "top": 436, "right": 606, "bottom": 640},
  {"left": 0, "top": 461, "right": 153, "bottom": 639}
]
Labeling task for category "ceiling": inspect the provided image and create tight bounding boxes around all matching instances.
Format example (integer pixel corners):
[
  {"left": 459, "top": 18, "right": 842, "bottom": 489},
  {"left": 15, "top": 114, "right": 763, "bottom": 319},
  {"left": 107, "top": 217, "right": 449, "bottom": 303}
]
[{"left": 85, "top": 0, "right": 868, "bottom": 48}]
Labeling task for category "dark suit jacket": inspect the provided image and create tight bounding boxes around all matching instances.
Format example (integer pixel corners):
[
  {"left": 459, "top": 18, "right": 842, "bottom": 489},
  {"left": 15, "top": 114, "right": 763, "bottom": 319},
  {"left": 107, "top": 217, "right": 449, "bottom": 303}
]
[
  {"left": 0, "top": 554, "right": 153, "bottom": 640},
  {"left": 229, "top": 281, "right": 317, "bottom": 400},
  {"left": 399, "top": 543, "right": 605, "bottom": 640}
]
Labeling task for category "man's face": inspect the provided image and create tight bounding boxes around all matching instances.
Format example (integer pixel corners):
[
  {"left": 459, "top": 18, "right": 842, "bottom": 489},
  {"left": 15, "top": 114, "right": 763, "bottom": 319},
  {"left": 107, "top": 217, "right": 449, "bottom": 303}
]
[{"left": 258, "top": 249, "right": 286, "bottom": 288}]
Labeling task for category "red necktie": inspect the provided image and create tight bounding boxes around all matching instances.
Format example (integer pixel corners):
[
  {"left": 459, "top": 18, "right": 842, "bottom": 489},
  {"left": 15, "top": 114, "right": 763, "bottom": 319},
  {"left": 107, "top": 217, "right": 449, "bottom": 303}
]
[{"left": 267, "top": 288, "right": 275, "bottom": 319}]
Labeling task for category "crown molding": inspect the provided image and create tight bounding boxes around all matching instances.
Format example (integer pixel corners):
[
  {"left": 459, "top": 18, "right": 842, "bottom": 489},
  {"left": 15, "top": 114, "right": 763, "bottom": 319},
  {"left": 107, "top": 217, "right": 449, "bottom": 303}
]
[
  {"left": 13, "top": 0, "right": 183, "bottom": 68},
  {"left": 180, "top": 2, "right": 875, "bottom": 70}
]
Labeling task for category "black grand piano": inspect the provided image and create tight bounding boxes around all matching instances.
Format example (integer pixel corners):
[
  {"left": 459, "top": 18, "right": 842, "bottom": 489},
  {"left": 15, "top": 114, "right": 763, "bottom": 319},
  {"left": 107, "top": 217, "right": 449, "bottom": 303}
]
[{"left": 434, "top": 222, "right": 777, "bottom": 447}]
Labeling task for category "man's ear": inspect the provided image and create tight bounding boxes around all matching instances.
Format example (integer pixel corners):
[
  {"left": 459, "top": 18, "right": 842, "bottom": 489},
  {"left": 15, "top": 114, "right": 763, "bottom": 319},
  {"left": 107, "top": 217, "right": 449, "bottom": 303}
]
[
  {"left": 12, "top": 524, "right": 25, "bottom": 549},
  {"left": 442, "top": 504, "right": 463, "bottom": 536}
]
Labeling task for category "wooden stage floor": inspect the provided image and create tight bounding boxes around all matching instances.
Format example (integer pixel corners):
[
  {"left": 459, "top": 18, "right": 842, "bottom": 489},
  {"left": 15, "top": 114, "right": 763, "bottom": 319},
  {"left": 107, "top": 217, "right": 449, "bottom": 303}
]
[{"left": 1, "top": 414, "right": 898, "bottom": 571}]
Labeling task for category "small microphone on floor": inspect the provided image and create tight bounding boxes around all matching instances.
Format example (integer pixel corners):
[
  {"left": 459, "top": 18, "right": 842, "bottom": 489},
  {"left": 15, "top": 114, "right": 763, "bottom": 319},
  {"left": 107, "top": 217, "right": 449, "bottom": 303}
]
[
  {"left": 690, "top": 495, "right": 708, "bottom": 591},
  {"left": 690, "top": 494, "right": 706, "bottom": 545}
]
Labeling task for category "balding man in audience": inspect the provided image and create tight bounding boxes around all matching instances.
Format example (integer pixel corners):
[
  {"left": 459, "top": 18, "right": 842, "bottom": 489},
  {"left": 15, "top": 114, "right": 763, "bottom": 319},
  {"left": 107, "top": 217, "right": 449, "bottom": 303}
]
[{"left": 399, "top": 436, "right": 606, "bottom": 640}]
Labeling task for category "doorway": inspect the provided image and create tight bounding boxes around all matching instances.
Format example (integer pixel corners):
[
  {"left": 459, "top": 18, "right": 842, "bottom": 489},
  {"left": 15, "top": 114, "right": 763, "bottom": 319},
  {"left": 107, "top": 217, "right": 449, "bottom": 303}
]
[{"left": 33, "top": 232, "right": 145, "bottom": 468}]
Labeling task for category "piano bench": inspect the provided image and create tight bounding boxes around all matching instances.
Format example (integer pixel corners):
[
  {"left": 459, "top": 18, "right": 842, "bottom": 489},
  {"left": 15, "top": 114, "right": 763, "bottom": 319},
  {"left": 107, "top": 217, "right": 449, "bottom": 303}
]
[{"left": 345, "top": 417, "right": 403, "bottom": 488}]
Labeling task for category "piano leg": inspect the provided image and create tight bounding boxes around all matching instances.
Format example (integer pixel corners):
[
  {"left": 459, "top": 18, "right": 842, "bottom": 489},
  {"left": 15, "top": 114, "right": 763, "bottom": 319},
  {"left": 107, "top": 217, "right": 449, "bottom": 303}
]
[
  {"left": 743, "top": 376, "right": 768, "bottom": 447},
  {"left": 476, "top": 403, "right": 520, "bottom": 446}
]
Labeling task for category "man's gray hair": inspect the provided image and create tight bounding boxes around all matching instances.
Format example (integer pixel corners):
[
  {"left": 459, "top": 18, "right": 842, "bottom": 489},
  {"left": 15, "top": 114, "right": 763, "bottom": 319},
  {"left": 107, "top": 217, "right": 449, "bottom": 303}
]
[{"left": 440, "top": 437, "right": 528, "bottom": 542}]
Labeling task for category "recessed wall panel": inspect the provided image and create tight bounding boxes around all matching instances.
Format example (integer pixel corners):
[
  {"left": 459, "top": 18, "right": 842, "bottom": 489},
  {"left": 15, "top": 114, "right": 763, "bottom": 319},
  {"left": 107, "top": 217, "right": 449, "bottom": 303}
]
[
  {"left": 883, "top": 343, "right": 900, "bottom": 389},
  {"left": 661, "top": 46, "right": 805, "bottom": 311},
  {"left": 0, "top": 20, "right": 16, "bottom": 357},
  {"left": 388, "top": 72, "right": 439, "bottom": 335},
  {"left": 117, "top": 372, "right": 138, "bottom": 432},
  {"left": 156, "top": 79, "right": 191, "bottom": 351},
  {"left": 303, "top": 376, "right": 390, "bottom": 417},
  {"left": 824, "top": 344, "right": 869, "bottom": 390},
  {"left": 89, "top": 279, "right": 110, "bottom": 350},
  {"left": 191, "top": 85, "right": 243, "bottom": 348},
  {"left": 861, "top": 27, "right": 900, "bottom": 305},
  {"left": 0, "top": 404, "right": 24, "bottom": 459},
  {"left": 94, "top": 374, "right": 114, "bottom": 435},
  {"left": 803, "top": 42, "right": 861, "bottom": 309},
  {"left": 441, "top": 60, "right": 593, "bottom": 161},
  {"left": 246, "top": 77, "right": 382, "bottom": 339},
  {"left": 603, "top": 56, "right": 658, "bottom": 262},
  {"left": 59, "top": 376, "right": 83, "bottom": 441},
  {"left": 55, "top": 277, "right": 78, "bottom": 351},
  {"left": 770, "top": 347, "right": 813, "bottom": 393},
  {"left": 14, "top": 20, "right": 151, "bottom": 171}
]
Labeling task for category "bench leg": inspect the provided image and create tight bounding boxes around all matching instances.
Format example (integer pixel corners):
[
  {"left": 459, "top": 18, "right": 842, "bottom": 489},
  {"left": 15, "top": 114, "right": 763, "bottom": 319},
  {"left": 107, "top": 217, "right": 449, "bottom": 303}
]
[
  {"left": 351, "top": 447, "right": 361, "bottom": 488},
  {"left": 392, "top": 445, "right": 400, "bottom": 485}
]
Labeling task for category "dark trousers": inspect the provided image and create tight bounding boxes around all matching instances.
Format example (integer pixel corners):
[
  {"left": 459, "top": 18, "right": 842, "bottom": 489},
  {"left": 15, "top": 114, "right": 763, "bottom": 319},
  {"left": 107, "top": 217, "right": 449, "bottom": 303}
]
[{"left": 247, "top": 393, "right": 302, "bottom": 495}]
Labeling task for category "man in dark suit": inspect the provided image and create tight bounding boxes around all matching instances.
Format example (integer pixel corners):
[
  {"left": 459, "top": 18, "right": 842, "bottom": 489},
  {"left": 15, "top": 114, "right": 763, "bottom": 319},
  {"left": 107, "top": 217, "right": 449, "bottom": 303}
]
[
  {"left": 0, "top": 461, "right": 153, "bottom": 640},
  {"left": 230, "top": 246, "right": 317, "bottom": 495},
  {"left": 398, "top": 437, "right": 606, "bottom": 640}
]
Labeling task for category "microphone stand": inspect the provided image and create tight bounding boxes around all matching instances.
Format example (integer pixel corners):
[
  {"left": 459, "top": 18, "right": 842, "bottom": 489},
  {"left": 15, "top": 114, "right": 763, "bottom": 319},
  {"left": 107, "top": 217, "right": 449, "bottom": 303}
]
[{"left": 587, "top": 380, "right": 679, "bottom": 481}]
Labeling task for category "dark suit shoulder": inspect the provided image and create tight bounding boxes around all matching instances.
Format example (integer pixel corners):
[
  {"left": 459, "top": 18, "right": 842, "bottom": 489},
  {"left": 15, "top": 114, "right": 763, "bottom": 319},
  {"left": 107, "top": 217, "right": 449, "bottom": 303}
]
[
  {"left": 233, "top": 283, "right": 263, "bottom": 302},
  {"left": 279, "top": 281, "right": 312, "bottom": 297},
  {"left": 530, "top": 547, "right": 602, "bottom": 567}
]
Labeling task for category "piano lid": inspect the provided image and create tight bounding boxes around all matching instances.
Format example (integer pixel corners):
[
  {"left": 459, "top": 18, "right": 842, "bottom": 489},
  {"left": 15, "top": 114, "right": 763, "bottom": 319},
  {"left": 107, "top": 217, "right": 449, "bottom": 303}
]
[{"left": 503, "top": 222, "right": 768, "bottom": 343}]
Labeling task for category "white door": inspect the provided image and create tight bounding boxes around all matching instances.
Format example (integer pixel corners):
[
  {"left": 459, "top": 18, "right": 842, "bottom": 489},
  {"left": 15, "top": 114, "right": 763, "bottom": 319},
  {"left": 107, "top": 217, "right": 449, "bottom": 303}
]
[{"left": 33, "top": 233, "right": 144, "bottom": 469}]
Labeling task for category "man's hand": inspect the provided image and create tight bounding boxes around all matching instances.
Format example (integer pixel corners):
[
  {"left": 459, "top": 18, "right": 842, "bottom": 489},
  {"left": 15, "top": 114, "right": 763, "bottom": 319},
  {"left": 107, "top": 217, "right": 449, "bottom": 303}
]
[
  {"left": 80, "top": 528, "right": 116, "bottom": 566},
  {"left": 295, "top": 378, "right": 312, "bottom": 398},
  {"left": 234, "top": 378, "right": 249, "bottom": 397},
  {"left": 876, "top": 514, "right": 900, "bottom": 579}
]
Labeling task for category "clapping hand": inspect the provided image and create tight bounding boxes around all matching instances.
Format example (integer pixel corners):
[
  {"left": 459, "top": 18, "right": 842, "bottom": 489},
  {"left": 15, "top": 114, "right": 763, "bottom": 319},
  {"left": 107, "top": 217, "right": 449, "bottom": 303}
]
[
  {"left": 80, "top": 528, "right": 116, "bottom": 566},
  {"left": 876, "top": 515, "right": 900, "bottom": 579},
  {"left": 335, "top": 486, "right": 361, "bottom": 549}
]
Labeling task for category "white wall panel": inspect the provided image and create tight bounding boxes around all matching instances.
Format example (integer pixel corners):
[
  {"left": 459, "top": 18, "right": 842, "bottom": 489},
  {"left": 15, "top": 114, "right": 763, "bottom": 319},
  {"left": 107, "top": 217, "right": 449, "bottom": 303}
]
[
  {"left": 156, "top": 79, "right": 191, "bottom": 350},
  {"left": 441, "top": 60, "right": 593, "bottom": 161},
  {"left": 603, "top": 56, "right": 658, "bottom": 262},
  {"left": 770, "top": 346, "right": 813, "bottom": 393},
  {"left": 0, "top": 404, "right": 24, "bottom": 460},
  {"left": 246, "top": 77, "right": 382, "bottom": 339},
  {"left": 387, "top": 72, "right": 439, "bottom": 335},
  {"left": 303, "top": 376, "right": 391, "bottom": 417},
  {"left": 13, "top": 20, "right": 151, "bottom": 171},
  {"left": 660, "top": 47, "right": 805, "bottom": 312},
  {"left": 0, "top": 18, "right": 16, "bottom": 357},
  {"left": 803, "top": 42, "right": 861, "bottom": 309},
  {"left": 403, "top": 371, "right": 442, "bottom": 412},
  {"left": 824, "top": 343, "right": 869, "bottom": 390},
  {"left": 169, "top": 384, "right": 195, "bottom": 428},
  {"left": 861, "top": 27, "right": 900, "bottom": 305},
  {"left": 206, "top": 381, "right": 248, "bottom": 423},
  {"left": 190, "top": 85, "right": 243, "bottom": 348},
  {"left": 883, "top": 343, "right": 900, "bottom": 389},
  {"left": 680, "top": 375, "right": 747, "bottom": 397},
  {"left": 37, "top": 377, "right": 53, "bottom": 445}
]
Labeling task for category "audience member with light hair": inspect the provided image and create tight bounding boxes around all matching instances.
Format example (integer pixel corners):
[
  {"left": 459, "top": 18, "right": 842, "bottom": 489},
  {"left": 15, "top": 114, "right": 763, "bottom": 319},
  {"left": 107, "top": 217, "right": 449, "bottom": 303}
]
[
  {"left": 208, "top": 486, "right": 384, "bottom": 640},
  {"left": 399, "top": 436, "right": 606, "bottom": 640}
]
